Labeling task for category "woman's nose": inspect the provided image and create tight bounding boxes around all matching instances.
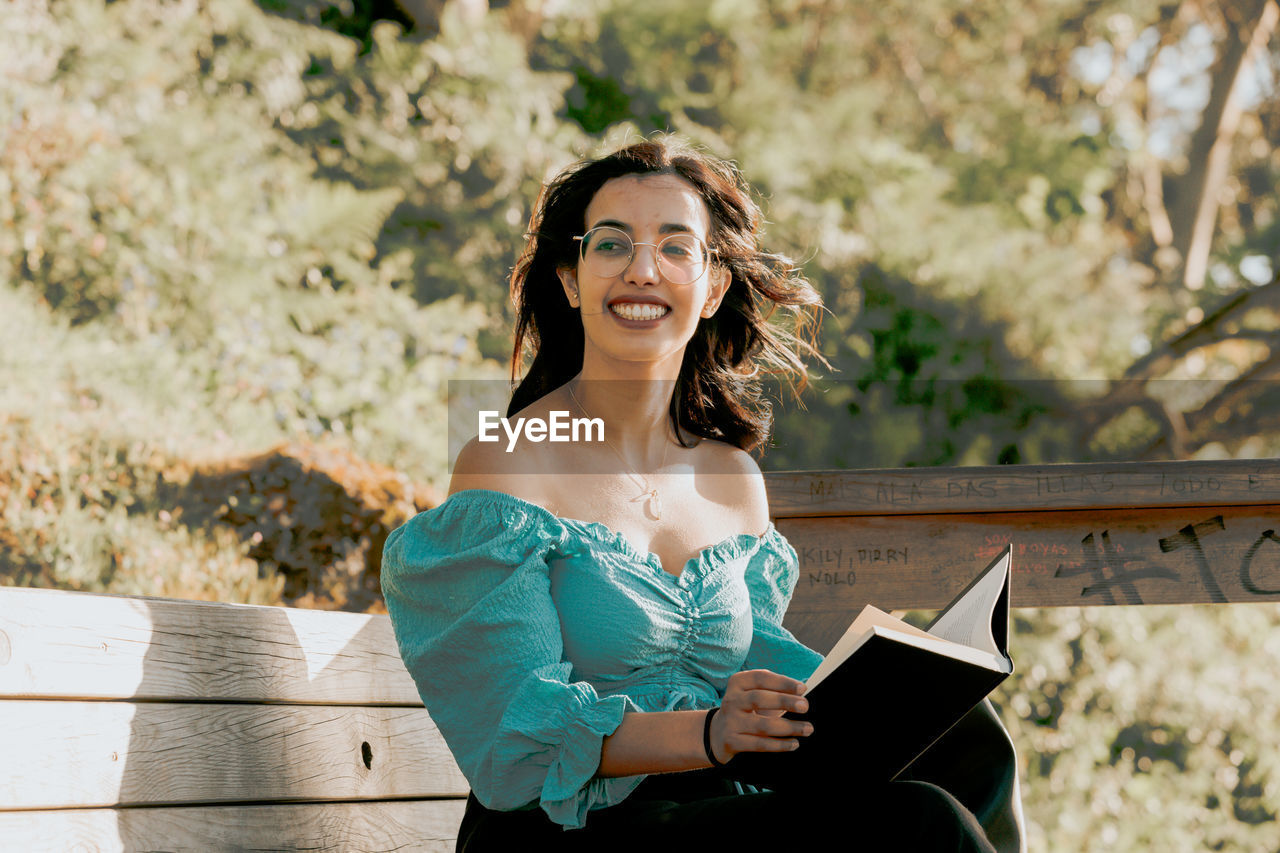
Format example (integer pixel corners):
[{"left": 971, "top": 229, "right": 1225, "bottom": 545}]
[{"left": 624, "top": 242, "right": 662, "bottom": 285}]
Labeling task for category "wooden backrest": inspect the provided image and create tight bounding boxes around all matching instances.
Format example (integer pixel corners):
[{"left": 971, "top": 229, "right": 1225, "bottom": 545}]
[
  {"left": 0, "top": 587, "right": 467, "bottom": 852},
  {"left": 769, "top": 460, "right": 1280, "bottom": 651}
]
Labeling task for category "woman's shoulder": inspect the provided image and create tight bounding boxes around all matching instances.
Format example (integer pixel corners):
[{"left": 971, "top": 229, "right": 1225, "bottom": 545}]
[
  {"left": 694, "top": 437, "right": 764, "bottom": 475},
  {"left": 686, "top": 437, "right": 772, "bottom": 535},
  {"left": 419, "top": 393, "right": 570, "bottom": 540},
  {"left": 449, "top": 395, "right": 568, "bottom": 503},
  {"left": 449, "top": 433, "right": 540, "bottom": 495}
]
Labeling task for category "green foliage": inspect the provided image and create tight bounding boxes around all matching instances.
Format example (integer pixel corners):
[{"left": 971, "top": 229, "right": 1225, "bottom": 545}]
[
  {"left": 1003, "top": 605, "right": 1280, "bottom": 852},
  {"left": 0, "top": 292, "right": 282, "bottom": 603},
  {"left": 258, "top": 0, "right": 415, "bottom": 48},
  {"left": 284, "top": 12, "right": 586, "bottom": 315},
  {"left": 1, "top": 0, "right": 499, "bottom": 479},
  {"left": 561, "top": 66, "right": 636, "bottom": 134},
  {"left": 0, "top": 0, "right": 505, "bottom": 602}
]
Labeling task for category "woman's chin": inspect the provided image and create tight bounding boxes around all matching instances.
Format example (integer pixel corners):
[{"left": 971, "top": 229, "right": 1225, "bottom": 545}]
[{"left": 581, "top": 339, "right": 689, "bottom": 372}]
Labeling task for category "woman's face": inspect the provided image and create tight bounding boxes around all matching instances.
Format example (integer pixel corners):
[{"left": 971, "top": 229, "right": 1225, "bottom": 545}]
[{"left": 558, "top": 173, "right": 729, "bottom": 376}]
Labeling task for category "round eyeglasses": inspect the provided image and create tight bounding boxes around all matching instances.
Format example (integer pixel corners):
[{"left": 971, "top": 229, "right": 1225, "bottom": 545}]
[{"left": 573, "top": 226, "right": 713, "bottom": 285}]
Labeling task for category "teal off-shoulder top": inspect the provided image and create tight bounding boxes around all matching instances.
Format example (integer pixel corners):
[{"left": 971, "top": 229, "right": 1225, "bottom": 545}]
[{"left": 380, "top": 489, "right": 823, "bottom": 830}]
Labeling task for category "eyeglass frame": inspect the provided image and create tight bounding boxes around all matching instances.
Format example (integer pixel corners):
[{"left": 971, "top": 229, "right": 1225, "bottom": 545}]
[{"left": 571, "top": 226, "right": 718, "bottom": 285}]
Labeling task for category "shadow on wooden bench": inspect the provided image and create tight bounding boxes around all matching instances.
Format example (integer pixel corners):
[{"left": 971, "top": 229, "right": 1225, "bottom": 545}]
[
  {"left": 0, "top": 589, "right": 467, "bottom": 851},
  {"left": 2, "top": 459, "right": 1276, "bottom": 849}
]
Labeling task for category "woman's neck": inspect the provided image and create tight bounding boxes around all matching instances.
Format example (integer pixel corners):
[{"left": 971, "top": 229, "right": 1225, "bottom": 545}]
[{"left": 567, "top": 374, "right": 677, "bottom": 461}]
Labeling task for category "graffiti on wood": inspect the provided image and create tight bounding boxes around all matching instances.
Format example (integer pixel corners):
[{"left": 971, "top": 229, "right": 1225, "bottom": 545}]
[{"left": 1050, "top": 516, "right": 1280, "bottom": 605}]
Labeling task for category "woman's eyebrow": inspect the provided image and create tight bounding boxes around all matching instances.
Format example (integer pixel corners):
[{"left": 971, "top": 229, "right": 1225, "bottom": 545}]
[
  {"left": 588, "top": 218, "right": 632, "bottom": 232},
  {"left": 587, "top": 219, "right": 697, "bottom": 234}
]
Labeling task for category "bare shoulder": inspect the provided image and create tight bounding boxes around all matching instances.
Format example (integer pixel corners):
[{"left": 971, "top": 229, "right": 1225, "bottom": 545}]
[
  {"left": 448, "top": 391, "right": 574, "bottom": 501},
  {"left": 448, "top": 433, "right": 544, "bottom": 499},
  {"left": 692, "top": 439, "right": 772, "bottom": 535}
]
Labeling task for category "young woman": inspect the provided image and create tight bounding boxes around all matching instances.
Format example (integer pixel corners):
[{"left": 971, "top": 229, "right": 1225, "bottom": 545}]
[{"left": 382, "top": 138, "right": 1020, "bottom": 851}]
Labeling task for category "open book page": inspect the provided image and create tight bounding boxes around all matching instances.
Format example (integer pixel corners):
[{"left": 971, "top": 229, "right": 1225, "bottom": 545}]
[
  {"left": 806, "top": 605, "right": 1010, "bottom": 691},
  {"left": 873, "top": 627, "right": 1013, "bottom": 674},
  {"left": 926, "top": 551, "right": 1010, "bottom": 656},
  {"left": 805, "top": 606, "right": 938, "bottom": 690}
]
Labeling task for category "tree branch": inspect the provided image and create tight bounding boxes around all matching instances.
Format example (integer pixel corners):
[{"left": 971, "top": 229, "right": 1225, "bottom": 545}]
[
  {"left": 1139, "top": 333, "right": 1280, "bottom": 456},
  {"left": 1057, "top": 277, "right": 1280, "bottom": 456},
  {"left": 1166, "top": 0, "right": 1279, "bottom": 290},
  {"left": 1123, "top": 277, "right": 1280, "bottom": 383}
]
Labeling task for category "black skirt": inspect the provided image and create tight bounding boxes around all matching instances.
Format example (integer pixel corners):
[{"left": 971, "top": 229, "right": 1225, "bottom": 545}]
[{"left": 457, "top": 701, "right": 1022, "bottom": 853}]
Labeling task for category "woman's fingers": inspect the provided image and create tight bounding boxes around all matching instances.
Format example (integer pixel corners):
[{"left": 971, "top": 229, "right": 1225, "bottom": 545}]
[
  {"left": 717, "top": 717, "right": 813, "bottom": 756},
  {"left": 723, "top": 671, "right": 807, "bottom": 710},
  {"left": 727, "top": 669, "right": 806, "bottom": 696},
  {"left": 727, "top": 688, "right": 809, "bottom": 714},
  {"left": 726, "top": 732, "right": 806, "bottom": 753},
  {"left": 725, "top": 709, "right": 813, "bottom": 738},
  {"left": 713, "top": 669, "right": 817, "bottom": 761}
]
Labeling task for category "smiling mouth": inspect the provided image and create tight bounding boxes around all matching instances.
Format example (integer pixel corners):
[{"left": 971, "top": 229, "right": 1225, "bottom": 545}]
[{"left": 609, "top": 302, "right": 671, "bottom": 322}]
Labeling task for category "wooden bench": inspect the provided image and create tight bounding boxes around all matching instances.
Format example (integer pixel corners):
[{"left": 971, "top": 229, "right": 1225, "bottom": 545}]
[
  {"left": 2, "top": 459, "right": 1276, "bottom": 849},
  {"left": 0, "top": 588, "right": 468, "bottom": 851}
]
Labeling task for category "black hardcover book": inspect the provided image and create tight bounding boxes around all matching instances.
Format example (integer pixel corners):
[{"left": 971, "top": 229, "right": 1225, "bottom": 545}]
[{"left": 726, "top": 546, "right": 1014, "bottom": 789}]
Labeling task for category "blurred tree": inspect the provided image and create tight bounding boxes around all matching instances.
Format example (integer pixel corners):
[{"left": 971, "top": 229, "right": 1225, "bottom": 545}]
[
  {"left": 527, "top": 0, "right": 1280, "bottom": 466},
  {"left": 276, "top": 6, "right": 586, "bottom": 356},
  {"left": 0, "top": 0, "right": 498, "bottom": 603},
  {"left": 257, "top": 0, "right": 414, "bottom": 46}
]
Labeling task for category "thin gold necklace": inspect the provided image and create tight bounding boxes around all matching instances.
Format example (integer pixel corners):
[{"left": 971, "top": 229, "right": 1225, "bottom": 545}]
[{"left": 568, "top": 383, "right": 671, "bottom": 520}]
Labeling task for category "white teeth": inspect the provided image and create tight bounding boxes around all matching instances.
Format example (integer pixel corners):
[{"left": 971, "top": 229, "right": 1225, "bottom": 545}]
[{"left": 610, "top": 303, "right": 669, "bottom": 321}]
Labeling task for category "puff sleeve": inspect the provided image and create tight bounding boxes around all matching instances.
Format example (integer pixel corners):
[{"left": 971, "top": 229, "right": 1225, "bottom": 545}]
[
  {"left": 741, "top": 529, "right": 823, "bottom": 682},
  {"left": 381, "top": 491, "right": 642, "bottom": 829}
]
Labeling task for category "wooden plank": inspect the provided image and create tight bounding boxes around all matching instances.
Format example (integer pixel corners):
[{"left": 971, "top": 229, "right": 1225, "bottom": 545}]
[
  {"left": 765, "top": 459, "right": 1280, "bottom": 517},
  {"left": 779, "top": 504, "right": 1280, "bottom": 653},
  {"left": 0, "top": 587, "right": 422, "bottom": 704},
  {"left": 0, "top": 800, "right": 467, "bottom": 852},
  {"left": 0, "top": 701, "right": 468, "bottom": 810}
]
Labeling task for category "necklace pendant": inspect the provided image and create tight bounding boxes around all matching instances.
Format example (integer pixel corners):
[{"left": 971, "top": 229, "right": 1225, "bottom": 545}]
[{"left": 648, "top": 489, "right": 662, "bottom": 520}]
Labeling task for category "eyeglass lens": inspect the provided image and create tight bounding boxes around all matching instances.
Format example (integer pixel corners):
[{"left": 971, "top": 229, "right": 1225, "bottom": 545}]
[{"left": 579, "top": 227, "right": 708, "bottom": 283}]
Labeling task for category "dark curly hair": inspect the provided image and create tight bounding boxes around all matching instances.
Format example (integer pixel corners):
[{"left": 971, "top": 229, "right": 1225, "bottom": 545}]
[{"left": 507, "top": 136, "right": 824, "bottom": 452}]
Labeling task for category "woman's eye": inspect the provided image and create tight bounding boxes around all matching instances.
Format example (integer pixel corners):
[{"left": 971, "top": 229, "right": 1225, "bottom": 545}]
[{"left": 662, "top": 239, "right": 698, "bottom": 259}]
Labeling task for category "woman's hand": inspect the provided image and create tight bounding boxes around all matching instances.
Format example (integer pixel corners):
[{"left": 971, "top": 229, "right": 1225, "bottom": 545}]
[{"left": 710, "top": 669, "right": 814, "bottom": 763}]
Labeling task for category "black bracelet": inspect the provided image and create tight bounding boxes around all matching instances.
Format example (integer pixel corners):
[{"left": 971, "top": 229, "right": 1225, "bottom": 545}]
[{"left": 703, "top": 706, "right": 727, "bottom": 768}]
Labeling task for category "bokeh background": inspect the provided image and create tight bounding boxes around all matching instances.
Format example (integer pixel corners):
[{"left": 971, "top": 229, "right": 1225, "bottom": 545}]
[{"left": 2, "top": 0, "right": 1279, "bottom": 849}]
